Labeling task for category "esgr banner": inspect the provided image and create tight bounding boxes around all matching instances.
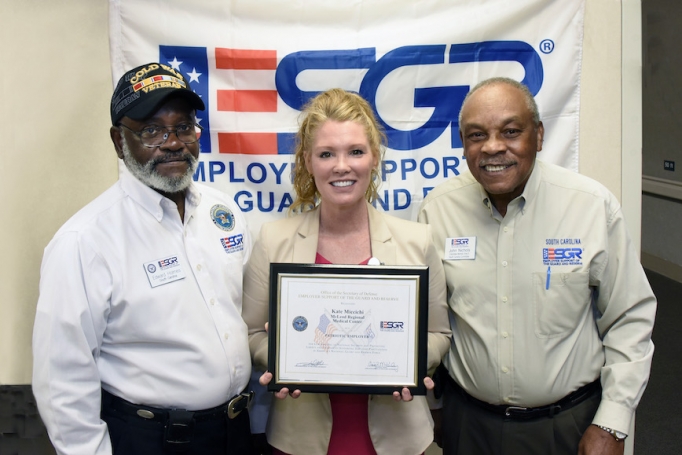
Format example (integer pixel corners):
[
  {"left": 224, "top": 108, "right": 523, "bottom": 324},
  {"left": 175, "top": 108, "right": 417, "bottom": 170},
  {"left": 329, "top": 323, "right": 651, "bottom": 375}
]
[{"left": 109, "top": 0, "right": 584, "bottom": 232}]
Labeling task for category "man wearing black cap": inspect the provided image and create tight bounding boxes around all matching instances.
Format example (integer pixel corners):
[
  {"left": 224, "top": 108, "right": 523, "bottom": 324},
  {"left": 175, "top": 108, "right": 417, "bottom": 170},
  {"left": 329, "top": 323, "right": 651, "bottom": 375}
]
[{"left": 32, "top": 63, "right": 255, "bottom": 455}]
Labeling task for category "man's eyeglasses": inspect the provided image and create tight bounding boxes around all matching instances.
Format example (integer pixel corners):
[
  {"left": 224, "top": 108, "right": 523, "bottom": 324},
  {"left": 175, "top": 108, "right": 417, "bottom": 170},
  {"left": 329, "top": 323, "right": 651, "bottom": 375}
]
[{"left": 118, "top": 123, "right": 203, "bottom": 148}]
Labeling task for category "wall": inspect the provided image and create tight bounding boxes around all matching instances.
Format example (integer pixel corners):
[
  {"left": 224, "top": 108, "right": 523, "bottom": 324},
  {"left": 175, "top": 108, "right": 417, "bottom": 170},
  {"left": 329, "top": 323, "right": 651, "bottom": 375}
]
[
  {"left": 0, "top": 1, "right": 114, "bottom": 450},
  {"left": 0, "top": 1, "right": 116, "bottom": 386}
]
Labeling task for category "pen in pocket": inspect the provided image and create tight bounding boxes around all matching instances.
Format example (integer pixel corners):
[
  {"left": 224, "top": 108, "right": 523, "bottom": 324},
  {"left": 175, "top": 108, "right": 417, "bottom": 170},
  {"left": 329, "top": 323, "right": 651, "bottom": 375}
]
[{"left": 546, "top": 266, "right": 551, "bottom": 290}]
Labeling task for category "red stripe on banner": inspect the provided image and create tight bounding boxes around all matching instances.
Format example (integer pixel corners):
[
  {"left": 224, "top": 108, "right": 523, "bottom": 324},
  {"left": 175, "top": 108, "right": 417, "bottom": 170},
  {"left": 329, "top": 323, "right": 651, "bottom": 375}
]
[
  {"left": 215, "top": 48, "right": 277, "bottom": 70},
  {"left": 218, "top": 132, "right": 278, "bottom": 154},
  {"left": 217, "top": 90, "right": 278, "bottom": 112}
]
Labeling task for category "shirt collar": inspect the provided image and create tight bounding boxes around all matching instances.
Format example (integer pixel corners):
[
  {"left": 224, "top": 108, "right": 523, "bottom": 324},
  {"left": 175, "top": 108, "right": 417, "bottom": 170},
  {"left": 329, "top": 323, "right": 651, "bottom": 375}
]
[
  {"left": 519, "top": 159, "right": 542, "bottom": 208},
  {"left": 477, "top": 159, "right": 542, "bottom": 216},
  {"left": 120, "top": 169, "right": 200, "bottom": 222},
  {"left": 184, "top": 182, "right": 201, "bottom": 220}
]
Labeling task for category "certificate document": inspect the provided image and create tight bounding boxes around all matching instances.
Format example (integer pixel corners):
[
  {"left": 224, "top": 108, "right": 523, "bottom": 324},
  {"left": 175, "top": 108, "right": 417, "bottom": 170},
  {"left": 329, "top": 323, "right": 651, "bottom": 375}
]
[{"left": 268, "top": 263, "right": 428, "bottom": 395}]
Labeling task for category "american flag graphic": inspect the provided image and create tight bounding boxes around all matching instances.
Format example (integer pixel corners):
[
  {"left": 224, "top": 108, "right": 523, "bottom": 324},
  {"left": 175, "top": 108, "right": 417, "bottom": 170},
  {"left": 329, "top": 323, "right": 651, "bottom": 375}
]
[
  {"left": 159, "top": 45, "right": 296, "bottom": 155},
  {"left": 314, "top": 314, "right": 337, "bottom": 352},
  {"left": 364, "top": 324, "right": 375, "bottom": 343}
]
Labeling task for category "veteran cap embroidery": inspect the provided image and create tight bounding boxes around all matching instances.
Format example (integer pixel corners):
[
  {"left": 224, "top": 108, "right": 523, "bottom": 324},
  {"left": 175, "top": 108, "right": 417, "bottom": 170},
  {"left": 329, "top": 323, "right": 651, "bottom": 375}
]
[{"left": 111, "top": 62, "right": 205, "bottom": 125}]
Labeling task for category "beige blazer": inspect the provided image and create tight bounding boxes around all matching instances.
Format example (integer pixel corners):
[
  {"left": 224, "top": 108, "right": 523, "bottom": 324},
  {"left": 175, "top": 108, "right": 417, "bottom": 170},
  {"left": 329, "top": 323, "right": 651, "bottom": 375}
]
[{"left": 242, "top": 203, "right": 451, "bottom": 455}]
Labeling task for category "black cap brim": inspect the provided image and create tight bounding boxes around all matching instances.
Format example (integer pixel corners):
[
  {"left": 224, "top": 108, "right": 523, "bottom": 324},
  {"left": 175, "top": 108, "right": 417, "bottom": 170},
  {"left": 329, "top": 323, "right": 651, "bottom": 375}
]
[{"left": 118, "top": 89, "right": 205, "bottom": 123}]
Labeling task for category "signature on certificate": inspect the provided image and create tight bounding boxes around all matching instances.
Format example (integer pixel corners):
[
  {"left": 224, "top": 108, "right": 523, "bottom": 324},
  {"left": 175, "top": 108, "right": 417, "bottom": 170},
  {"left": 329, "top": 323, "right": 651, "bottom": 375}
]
[
  {"left": 366, "top": 361, "right": 399, "bottom": 371},
  {"left": 295, "top": 359, "right": 326, "bottom": 368}
]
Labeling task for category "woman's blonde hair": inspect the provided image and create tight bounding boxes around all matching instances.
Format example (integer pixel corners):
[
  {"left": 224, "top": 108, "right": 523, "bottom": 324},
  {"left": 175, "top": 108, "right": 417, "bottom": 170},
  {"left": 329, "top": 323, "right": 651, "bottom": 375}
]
[{"left": 290, "top": 88, "right": 386, "bottom": 213}]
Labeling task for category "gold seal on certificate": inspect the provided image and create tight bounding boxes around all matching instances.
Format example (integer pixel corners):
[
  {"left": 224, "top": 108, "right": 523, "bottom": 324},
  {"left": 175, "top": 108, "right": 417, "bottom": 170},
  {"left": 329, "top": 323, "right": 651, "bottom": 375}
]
[{"left": 267, "top": 263, "right": 428, "bottom": 395}]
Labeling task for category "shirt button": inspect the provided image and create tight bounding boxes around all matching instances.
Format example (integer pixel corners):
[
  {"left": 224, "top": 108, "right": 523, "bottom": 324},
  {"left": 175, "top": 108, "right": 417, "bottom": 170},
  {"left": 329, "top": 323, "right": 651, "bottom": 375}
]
[
  {"left": 502, "top": 296, "right": 508, "bottom": 303},
  {"left": 502, "top": 331, "right": 509, "bottom": 338},
  {"left": 503, "top": 227, "right": 509, "bottom": 233},
  {"left": 502, "top": 261, "right": 508, "bottom": 267},
  {"left": 210, "top": 298, "right": 216, "bottom": 306},
  {"left": 502, "top": 367, "right": 509, "bottom": 373},
  {"left": 224, "top": 333, "right": 229, "bottom": 340},
  {"left": 196, "top": 264, "right": 202, "bottom": 272}
]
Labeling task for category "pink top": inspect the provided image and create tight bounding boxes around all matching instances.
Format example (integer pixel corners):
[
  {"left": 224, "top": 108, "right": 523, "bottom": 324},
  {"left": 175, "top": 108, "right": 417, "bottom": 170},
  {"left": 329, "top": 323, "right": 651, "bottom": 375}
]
[{"left": 272, "top": 253, "right": 376, "bottom": 455}]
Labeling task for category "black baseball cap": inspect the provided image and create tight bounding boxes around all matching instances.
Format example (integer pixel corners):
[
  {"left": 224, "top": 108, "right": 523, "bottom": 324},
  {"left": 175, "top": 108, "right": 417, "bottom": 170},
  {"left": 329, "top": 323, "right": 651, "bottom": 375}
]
[{"left": 110, "top": 62, "right": 205, "bottom": 125}]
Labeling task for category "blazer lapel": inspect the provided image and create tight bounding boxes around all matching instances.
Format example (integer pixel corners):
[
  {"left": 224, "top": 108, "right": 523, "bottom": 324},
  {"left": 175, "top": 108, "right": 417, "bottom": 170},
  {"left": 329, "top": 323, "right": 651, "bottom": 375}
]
[
  {"left": 292, "top": 208, "right": 320, "bottom": 263},
  {"left": 291, "top": 204, "right": 395, "bottom": 264}
]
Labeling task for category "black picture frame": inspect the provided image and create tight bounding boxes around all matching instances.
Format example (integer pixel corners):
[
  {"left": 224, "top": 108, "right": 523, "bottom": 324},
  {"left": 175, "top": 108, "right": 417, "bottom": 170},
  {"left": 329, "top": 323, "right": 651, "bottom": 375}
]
[{"left": 267, "top": 263, "right": 429, "bottom": 395}]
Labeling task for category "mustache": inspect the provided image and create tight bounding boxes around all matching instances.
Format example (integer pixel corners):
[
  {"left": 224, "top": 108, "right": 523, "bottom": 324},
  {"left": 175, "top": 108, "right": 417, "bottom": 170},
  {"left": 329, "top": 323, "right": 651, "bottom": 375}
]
[
  {"left": 479, "top": 160, "right": 515, "bottom": 167},
  {"left": 150, "top": 152, "right": 196, "bottom": 167}
]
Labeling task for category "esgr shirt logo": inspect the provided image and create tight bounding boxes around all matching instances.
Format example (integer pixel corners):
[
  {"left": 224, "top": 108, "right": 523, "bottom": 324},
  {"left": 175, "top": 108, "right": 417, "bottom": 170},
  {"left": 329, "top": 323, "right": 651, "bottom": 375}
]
[
  {"left": 221, "top": 234, "right": 244, "bottom": 254},
  {"left": 543, "top": 248, "right": 583, "bottom": 266}
]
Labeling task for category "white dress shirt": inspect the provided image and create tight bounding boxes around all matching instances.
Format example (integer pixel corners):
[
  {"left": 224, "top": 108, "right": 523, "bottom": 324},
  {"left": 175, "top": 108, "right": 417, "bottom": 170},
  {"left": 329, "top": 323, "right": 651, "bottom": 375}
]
[
  {"left": 33, "top": 171, "right": 252, "bottom": 455},
  {"left": 418, "top": 160, "right": 656, "bottom": 434}
]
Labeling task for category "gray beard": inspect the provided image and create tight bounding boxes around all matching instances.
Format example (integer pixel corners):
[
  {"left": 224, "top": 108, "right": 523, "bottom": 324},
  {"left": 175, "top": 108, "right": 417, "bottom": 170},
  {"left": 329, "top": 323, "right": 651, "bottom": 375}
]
[{"left": 121, "top": 138, "right": 198, "bottom": 194}]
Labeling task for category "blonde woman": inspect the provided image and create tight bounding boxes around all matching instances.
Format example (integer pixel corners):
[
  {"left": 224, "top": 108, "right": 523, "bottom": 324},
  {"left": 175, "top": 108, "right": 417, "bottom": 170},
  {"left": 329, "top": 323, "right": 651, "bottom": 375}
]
[{"left": 242, "top": 88, "right": 450, "bottom": 455}]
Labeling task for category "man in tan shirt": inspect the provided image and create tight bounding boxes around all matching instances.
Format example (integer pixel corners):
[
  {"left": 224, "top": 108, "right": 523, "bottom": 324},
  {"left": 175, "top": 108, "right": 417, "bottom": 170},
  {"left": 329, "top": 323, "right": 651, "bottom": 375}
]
[{"left": 418, "top": 77, "right": 656, "bottom": 455}]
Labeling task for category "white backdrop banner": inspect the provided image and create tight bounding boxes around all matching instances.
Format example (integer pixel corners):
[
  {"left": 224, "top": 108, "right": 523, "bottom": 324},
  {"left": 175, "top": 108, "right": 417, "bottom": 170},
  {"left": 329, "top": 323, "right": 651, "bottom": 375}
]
[{"left": 109, "top": 0, "right": 584, "bottom": 232}]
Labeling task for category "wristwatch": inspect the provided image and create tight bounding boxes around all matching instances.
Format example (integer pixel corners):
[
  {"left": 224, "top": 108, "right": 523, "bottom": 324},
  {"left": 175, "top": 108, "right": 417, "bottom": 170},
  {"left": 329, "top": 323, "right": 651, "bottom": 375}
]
[{"left": 596, "top": 424, "right": 628, "bottom": 441}]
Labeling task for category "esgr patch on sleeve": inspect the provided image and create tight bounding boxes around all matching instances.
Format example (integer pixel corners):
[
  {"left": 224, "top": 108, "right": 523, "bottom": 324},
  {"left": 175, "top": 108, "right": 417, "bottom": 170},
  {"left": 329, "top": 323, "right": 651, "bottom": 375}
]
[{"left": 220, "top": 233, "right": 244, "bottom": 254}]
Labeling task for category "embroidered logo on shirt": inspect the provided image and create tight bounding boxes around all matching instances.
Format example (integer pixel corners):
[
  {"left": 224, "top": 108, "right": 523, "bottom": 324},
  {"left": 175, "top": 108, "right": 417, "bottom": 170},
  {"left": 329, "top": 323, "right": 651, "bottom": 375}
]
[
  {"left": 543, "top": 238, "right": 583, "bottom": 265},
  {"left": 211, "top": 204, "right": 235, "bottom": 231},
  {"left": 543, "top": 247, "right": 583, "bottom": 265},
  {"left": 220, "top": 234, "right": 244, "bottom": 254}
]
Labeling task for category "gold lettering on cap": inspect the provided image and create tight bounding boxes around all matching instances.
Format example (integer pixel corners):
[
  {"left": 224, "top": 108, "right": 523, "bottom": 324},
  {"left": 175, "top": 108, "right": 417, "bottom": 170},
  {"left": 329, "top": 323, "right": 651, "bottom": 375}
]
[{"left": 129, "top": 63, "right": 161, "bottom": 84}]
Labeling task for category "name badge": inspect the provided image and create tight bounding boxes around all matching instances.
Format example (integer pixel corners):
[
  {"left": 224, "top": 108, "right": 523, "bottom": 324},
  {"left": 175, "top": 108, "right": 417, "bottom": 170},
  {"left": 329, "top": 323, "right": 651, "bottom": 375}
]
[
  {"left": 143, "top": 255, "right": 187, "bottom": 288},
  {"left": 444, "top": 237, "right": 476, "bottom": 260}
]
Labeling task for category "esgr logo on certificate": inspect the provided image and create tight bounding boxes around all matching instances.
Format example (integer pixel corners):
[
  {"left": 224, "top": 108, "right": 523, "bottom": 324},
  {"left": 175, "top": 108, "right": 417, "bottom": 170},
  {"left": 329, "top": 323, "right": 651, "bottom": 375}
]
[{"left": 380, "top": 321, "right": 404, "bottom": 332}]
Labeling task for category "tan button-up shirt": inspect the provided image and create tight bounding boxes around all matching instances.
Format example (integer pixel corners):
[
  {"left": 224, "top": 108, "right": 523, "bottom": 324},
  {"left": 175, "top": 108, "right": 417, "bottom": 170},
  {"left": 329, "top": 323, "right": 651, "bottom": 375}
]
[{"left": 418, "top": 160, "right": 656, "bottom": 434}]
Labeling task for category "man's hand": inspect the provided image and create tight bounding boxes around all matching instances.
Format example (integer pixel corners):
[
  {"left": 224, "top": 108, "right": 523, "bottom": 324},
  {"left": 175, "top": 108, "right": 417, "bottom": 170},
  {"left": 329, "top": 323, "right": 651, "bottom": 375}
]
[
  {"left": 578, "top": 425, "right": 625, "bottom": 455},
  {"left": 258, "top": 371, "right": 302, "bottom": 399},
  {"left": 392, "top": 376, "right": 435, "bottom": 402}
]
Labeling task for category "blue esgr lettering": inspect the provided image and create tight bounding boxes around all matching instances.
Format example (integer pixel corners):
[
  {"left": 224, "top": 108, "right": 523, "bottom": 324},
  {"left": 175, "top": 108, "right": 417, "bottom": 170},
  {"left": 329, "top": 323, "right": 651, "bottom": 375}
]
[
  {"left": 225, "top": 234, "right": 243, "bottom": 248},
  {"left": 158, "top": 257, "right": 178, "bottom": 268},
  {"left": 555, "top": 248, "right": 582, "bottom": 260},
  {"left": 276, "top": 41, "right": 543, "bottom": 151}
]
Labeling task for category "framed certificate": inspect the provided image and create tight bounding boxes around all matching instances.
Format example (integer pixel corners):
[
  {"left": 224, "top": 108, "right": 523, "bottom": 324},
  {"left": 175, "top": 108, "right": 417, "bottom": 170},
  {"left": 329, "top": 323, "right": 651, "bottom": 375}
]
[{"left": 267, "top": 263, "right": 428, "bottom": 395}]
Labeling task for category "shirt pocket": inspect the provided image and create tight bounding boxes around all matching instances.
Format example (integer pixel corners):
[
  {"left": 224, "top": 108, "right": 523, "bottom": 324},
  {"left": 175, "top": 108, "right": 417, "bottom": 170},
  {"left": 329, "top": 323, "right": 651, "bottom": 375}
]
[{"left": 533, "top": 271, "right": 591, "bottom": 338}]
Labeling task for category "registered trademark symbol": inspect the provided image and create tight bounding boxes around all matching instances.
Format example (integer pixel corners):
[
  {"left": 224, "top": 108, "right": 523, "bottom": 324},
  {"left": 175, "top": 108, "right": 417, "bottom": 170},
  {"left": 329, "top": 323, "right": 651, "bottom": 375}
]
[{"left": 539, "top": 39, "right": 555, "bottom": 54}]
